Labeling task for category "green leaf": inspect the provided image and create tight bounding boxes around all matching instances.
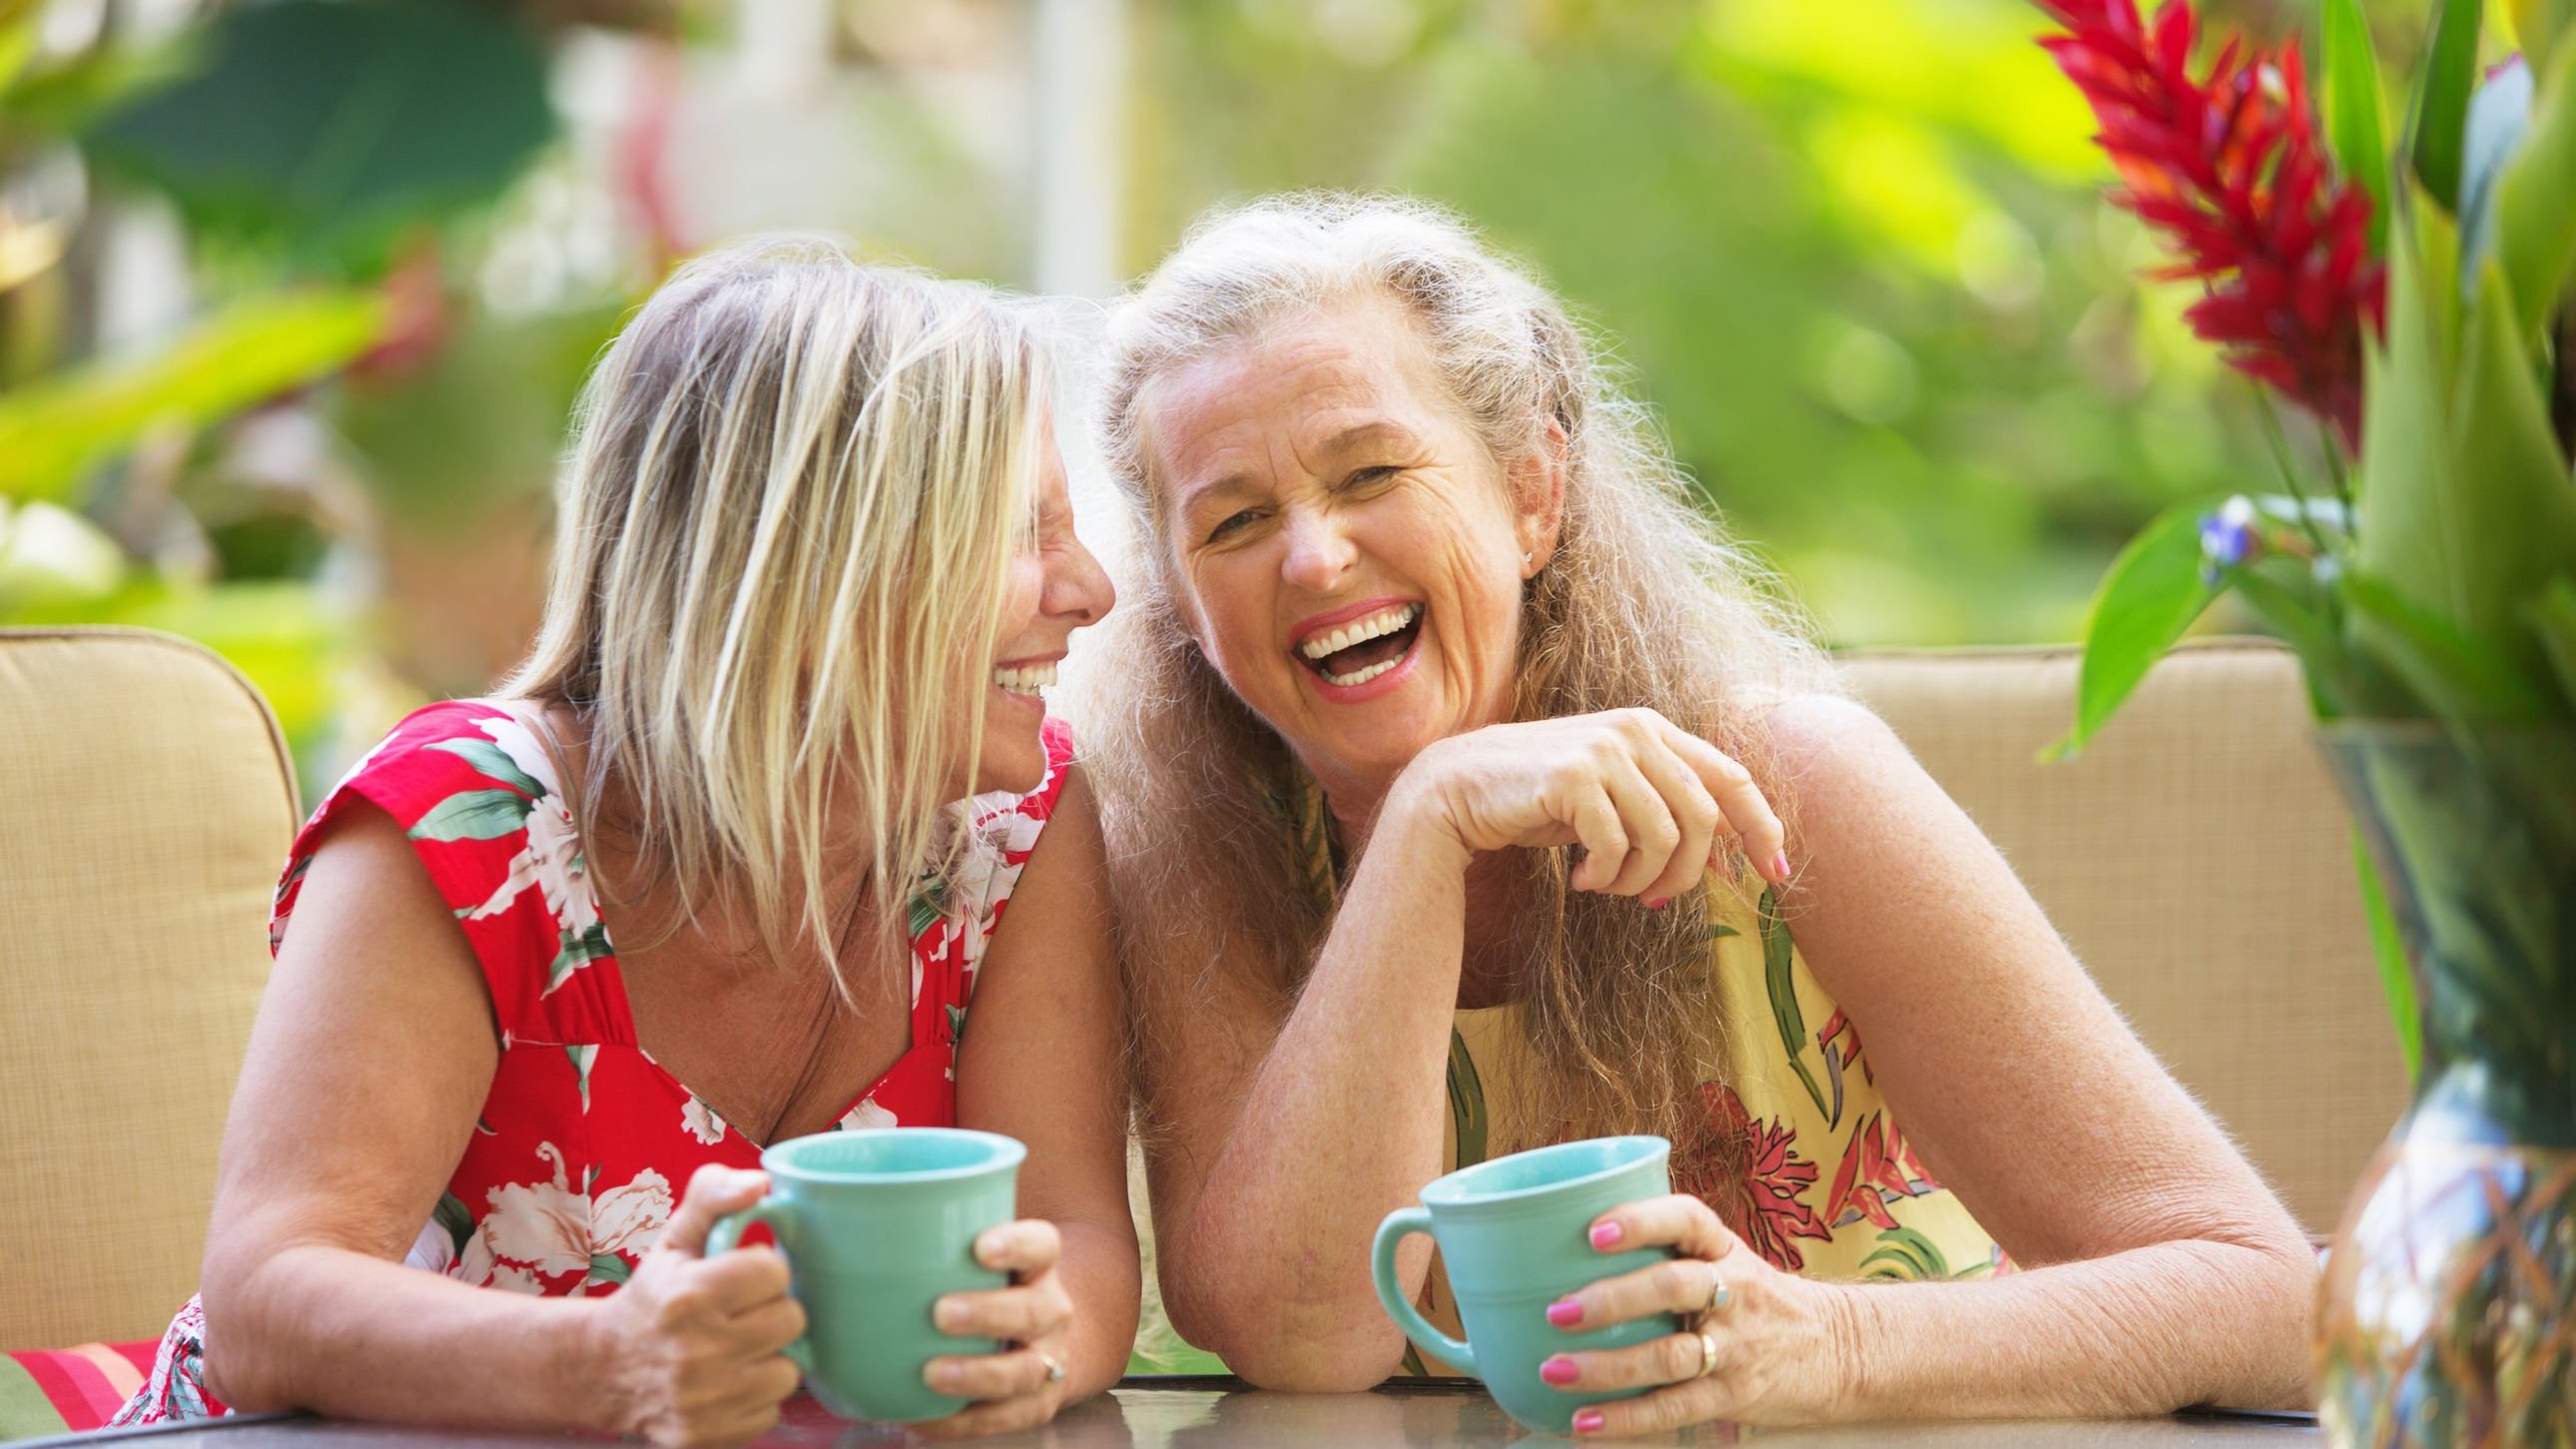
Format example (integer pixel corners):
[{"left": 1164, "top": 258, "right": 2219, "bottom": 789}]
[
  {"left": 2493, "top": 37, "right": 2576, "bottom": 344},
  {"left": 1446, "top": 1028, "right": 1489, "bottom": 1169},
  {"left": 0, "top": 289, "right": 384, "bottom": 501},
  {"left": 566, "top": 1044, "right": 598, "bottom": 1112},
  {"left": 2437, "top": 260, "right": 2576, "bottom": 673},
  {"left": 2342, "top": 570, "right": 2553, "bottom": 725},
  {"left": 2227, "top": 561, "right": 2354, "bottom": 716},
  {"left": 586, "top": 1253, "right": 632, "bottom": 1287},
  {"left": 84, "top": 0, "right": 555, "bottom": 276},
  {"left": 546, "top": 925, "right": 613, "bottom": 993},
  {"left": 2411, "top": 0, "right": 2484, "bottom": 211},
  {"left": 1859, "top": 1244, "right": 1932, "bottom": 1281},
  {"left": 908, "top": 875, "right": 948, "bottom": 939},
  {"left": 2322, "top": 0, "right": 2393, "bottom": 254},
  {"left": 426, "top": 737, "right": 545, "bottom": 799},
  {"left": 2533, "top": 575, "right": 2576, "bottom": 714},
  {"left": 2048, "top": 499, "right": 2223, "bottom": 759},
  {"left": 2353, "top": 828, "right": 2423, "bottom": 1084},
  {"left": 432, "top": 1192, "right": 473, "bottom": 1254},
  {"left": 1874, "top": 1224, "right": 1952, "bottom": 1279},
  {"left": 0, "top": 34, "right": 193, "bottom": 142},
  {"left": 1758, "top": 889, "right": 1828, "bottom": 1118},
  {"left": 0, "top": 7, "right": 38, "bottom": 98},
  {"left": 407, "top": 788, "right": 533, "bottom": 843}
]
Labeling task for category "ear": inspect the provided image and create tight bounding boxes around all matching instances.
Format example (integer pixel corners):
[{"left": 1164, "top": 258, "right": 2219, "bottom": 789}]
[{"left": 1509, "top": 414, "right": 1570, "bottom": 577}]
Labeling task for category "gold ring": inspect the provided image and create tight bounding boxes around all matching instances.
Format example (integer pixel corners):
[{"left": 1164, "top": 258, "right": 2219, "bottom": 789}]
[
  {"left": 1037, "top": 1350, "right": 1066, "bottom": 1384},
  {"left": 1695, "top": 1329, "right": 1720, "bottom": 1379},
  {"left": 1703, "top": 1263, "right": 1732, "bottom": 1314}
]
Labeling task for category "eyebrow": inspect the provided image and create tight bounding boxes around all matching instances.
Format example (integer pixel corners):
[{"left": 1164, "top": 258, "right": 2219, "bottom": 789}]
[{"left": 1175, "top": 419, "right": 1427, "bottom": 512}]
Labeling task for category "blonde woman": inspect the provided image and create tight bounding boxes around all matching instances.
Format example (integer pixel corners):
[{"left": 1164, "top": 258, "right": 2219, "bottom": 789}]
[
  {"left": 1086, "top": 196, "right": 2314, "bottom": 1432},
  {"left": 116, "top": 238, "right": 1134, "bottom": 1445}
]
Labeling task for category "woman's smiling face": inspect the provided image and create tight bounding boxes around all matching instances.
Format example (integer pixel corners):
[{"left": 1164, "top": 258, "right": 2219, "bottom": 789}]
[{"left": 1141, "top": 297, "right": 1561, "bottom": 802}]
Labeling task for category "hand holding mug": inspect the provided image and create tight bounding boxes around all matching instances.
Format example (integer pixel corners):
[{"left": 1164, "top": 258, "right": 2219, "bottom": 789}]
[
  {"left": 915, "top": 1218, "right": 1077, "bottom": 1441},
  {"left": 585, "top": 1164, "right": 807, "bottom": 1448},
  {"left": 1538, "top": 1194, "right": 1852, "bottom": 1436}
]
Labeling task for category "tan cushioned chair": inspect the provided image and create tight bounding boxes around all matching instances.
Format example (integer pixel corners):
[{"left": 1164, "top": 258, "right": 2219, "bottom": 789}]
[
  {"left": 0, "top": 628, "right": 297, "bottom": 1350},
  {"left": 1839, "top": 637, "right": 2408, "bottom": 1236}
]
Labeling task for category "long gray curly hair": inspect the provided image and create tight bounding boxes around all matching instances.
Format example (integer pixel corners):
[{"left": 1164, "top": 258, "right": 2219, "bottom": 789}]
[{"left": 1081, "top": 193, "right": 1836, "bottom": 1162}]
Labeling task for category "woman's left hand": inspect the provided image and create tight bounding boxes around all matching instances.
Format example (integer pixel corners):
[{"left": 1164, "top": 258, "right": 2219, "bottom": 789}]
[
  {"left": 1538, "top": 1194, "right": 1857, "bottom": 1436},
  {"left": 915, "top": 1219, "right": 1078, "bottom": 1439}
]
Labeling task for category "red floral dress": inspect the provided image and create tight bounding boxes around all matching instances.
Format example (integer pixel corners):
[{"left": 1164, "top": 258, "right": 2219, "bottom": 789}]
[{"left": 116, "top": 700, "right": 1075, "bottom": 1425}]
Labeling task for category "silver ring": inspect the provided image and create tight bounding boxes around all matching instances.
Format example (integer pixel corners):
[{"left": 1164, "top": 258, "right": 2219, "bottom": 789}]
[
  {"left": 1702, "top": 1263, "right": 1732, "bottom": 1314},
  {"left": 1694, "top": 1329, "right": 1720, "bottom": 1379},
  {"left": 1037, "top": 1350, "right": 1066, "bottom": 1384}
]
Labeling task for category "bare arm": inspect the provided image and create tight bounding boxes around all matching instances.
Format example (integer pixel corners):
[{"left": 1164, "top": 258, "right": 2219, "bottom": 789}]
[
  {"left": 199, "top": 805, "right": 801, "bottom": 1444},
  {"left": 1772, "top": 694, "right": 2313, "bottom": 1416},
  {"left": 1552, "top": 695, "right": 2315, "bottom": 1431},
  {"left": 1134, "top": 711, "right": 1789, "bottom": 1390},
  {"left": 951, "top": 768, "right": 1144, "bottom": 1422},
  {"left": 1134, "top": 793, "right": 1473, "bottom": 1389}
]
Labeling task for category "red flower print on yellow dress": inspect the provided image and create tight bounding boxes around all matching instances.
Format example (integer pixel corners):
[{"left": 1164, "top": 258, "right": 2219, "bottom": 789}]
[
  {"left": 1817, "top": 1009, "right": 1870, "bottom": 1085},
  {"left": 1676, "top": 1083, "right": 1831, "bottom": 1272},
  {"left": 1825, "top": 1110, "right": 1943, "bottom": 1230}
]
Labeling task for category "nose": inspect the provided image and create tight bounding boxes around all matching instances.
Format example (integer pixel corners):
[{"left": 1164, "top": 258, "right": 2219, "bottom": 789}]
[
  {"left": 1046, "top": 530, "right": 1116, "bottom": 628},
  {"left": 1278, "top": 509, "right": 1358, "bottom": 594}
]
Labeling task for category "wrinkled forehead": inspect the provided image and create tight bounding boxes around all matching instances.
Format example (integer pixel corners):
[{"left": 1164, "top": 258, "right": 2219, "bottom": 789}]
[{"left": 1131, "top": 296, "right": 1460, "bottom": 513}]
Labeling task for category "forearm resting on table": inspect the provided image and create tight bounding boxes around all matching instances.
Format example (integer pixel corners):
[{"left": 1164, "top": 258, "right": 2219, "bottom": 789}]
[
  {"left": 1055, "top": 1218, "right": 1145, "bottom": 1399},
  {"left": 1160, "top": 805, "right": 1472, "bottom": 1388},
  {"left": 203, "top": 1241, "right": 615, "bottom": 1431},
  {"left": 1828, "top": 1232, "right": 2315, "bottom": 1420}
]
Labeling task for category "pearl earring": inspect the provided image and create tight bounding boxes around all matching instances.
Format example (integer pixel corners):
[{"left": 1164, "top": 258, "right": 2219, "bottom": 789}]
[{"left": 1523, "top": 550, "right": 1535, "bottom": 567}]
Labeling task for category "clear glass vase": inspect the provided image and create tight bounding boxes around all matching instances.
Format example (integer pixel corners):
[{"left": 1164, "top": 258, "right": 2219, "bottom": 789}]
[{"left": 2312, "top": 724, "right": 2576, "bottom": 1449}]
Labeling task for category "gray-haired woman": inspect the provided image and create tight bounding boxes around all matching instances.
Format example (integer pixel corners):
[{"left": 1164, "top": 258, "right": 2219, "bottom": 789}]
[{"left": 1084, "top": 194, "right": 2313, "bottom": 1434}]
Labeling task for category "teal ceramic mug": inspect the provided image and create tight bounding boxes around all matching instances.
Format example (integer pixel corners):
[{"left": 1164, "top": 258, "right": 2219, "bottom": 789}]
[
  {"left": 707, "top": 1127, "right": 1023, "bottom": 1423},
  {"left": 1371, "top": 1135, "right": 1681, "bottom": 1435}
]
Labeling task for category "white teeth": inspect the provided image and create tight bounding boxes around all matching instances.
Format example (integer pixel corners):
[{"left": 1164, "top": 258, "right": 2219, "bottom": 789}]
[
  {"left": 1297, "top": 603, "right": 1421, "bottom": 661},
  {"left": 1321, "top": 656, "right": 1402, "bottom": 687},
  {"left": 991, "top": 661, "right": 1057, "bottom": 696}
]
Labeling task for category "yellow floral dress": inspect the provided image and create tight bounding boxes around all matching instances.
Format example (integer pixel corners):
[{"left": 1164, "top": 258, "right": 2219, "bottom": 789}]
[
  {"left": 1268, "top": 773, "right": 2005, "bottom": 1373},
  {"left": 1399, "top": 883, "right": 2008, "bottom": 1372}
]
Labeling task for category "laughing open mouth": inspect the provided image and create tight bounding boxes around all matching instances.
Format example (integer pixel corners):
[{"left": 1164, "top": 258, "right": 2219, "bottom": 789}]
[{"left": 1295, "top": 602, "right": 1422, "bottom": 688}]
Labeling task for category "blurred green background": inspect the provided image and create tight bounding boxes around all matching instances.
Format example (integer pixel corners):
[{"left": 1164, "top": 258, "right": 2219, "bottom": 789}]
[{"left": 0, "top": 0, "right": 2422, "bottom": 802}]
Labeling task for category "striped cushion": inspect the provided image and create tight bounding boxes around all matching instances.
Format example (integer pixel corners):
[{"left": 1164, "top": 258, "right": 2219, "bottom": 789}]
[{"left": 0, "top": 1342, "right": 152, "bottom": 1442}]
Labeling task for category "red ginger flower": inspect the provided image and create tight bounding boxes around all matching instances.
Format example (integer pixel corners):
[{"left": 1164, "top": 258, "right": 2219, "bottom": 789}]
[{"left": 2038, "top": 0, "right": 2385, "bottom": 447}]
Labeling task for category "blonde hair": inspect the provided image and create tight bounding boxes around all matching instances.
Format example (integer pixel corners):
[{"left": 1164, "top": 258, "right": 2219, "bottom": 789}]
[
  {"left": 1084, "top": 194, "right": 1835, "bottom": 1160},
  {"left": 504, "top": 235, "right": 1046, "bottom": 987}
]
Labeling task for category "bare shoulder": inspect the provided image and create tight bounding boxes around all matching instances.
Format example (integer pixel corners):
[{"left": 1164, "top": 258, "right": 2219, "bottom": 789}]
[
  {"left": 1754, "top": 692, "right": 1927, "bottom": 811},
  {"left": 1741, "top": 691, "right": 1993, "bottom": 909}
]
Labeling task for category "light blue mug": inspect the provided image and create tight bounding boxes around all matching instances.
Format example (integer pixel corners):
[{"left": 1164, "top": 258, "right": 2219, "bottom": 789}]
[
  {"left": 707, "top": 1127, "right": 1022, "bottom": 1423},
  {"left": 1372, "top": 1135, "right": 1680, "bottom": 1435}
]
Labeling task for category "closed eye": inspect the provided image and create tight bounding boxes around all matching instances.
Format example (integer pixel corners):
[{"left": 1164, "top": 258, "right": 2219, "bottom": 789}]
[
  {"left": 1207, "top": 508, "right": 1261, "bottom": 542},
  {"left": 1344, "top": 465, "right": 1401, "bottom": 490}
]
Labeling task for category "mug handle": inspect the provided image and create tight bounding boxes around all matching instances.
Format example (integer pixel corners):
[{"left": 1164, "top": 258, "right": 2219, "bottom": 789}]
[
  {"left": 1371, "top": 1206, "right": 1478, "bottom": 1379},
  {"left": 708, "top": 1202, "right": 816, "bottom": 1375}
]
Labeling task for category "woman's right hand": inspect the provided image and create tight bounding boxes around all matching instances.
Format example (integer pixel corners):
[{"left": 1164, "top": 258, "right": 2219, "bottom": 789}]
[
  {"left": 1391, "top": 708, "right": 1790, "bottom": 901},
  {"left": 583, "top": 1164, "right": 808, "bottom": 1448}
]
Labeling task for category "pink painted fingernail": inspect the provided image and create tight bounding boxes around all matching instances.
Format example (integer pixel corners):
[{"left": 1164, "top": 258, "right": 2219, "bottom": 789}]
[
  {"left": 1644, "top": 897, "right": 1668, "bottom": 910},
  {"left": 1574, "top": 1409, "right": 1606, "bottom": 1434},
  {"left": 1769, "top": 852, "right": 1791, "bottom": 881},
  {"left": 1547, "top": 1298, "right": 1584, "bottom": 1327},
  {"left": 1541, "top": 1355, "right": 1580, "bottom": 1386},
  {"left": 1589, "top": 1221, "right": 1623, "bottom": 1249}
]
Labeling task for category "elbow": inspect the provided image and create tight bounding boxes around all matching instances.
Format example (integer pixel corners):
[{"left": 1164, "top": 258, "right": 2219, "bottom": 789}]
[
  {"left": 1229, "top": 1343, "right": 1407, "bottom": 1394},
  {"left": 196, "top": 1239, "right": 312, "bottom": 1414},
  {"left": 1165, "top": 1290, "right": 1405, "bottom": 1393},
  {"left": 195, "top": 1286, "right": 293, "bottom": 1414}
]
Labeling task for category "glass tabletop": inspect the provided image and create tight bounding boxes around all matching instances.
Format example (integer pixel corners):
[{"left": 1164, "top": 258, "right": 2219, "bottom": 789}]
[{"left": 16, "top": 1380, "right": 2322, "bottom": 1449}]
